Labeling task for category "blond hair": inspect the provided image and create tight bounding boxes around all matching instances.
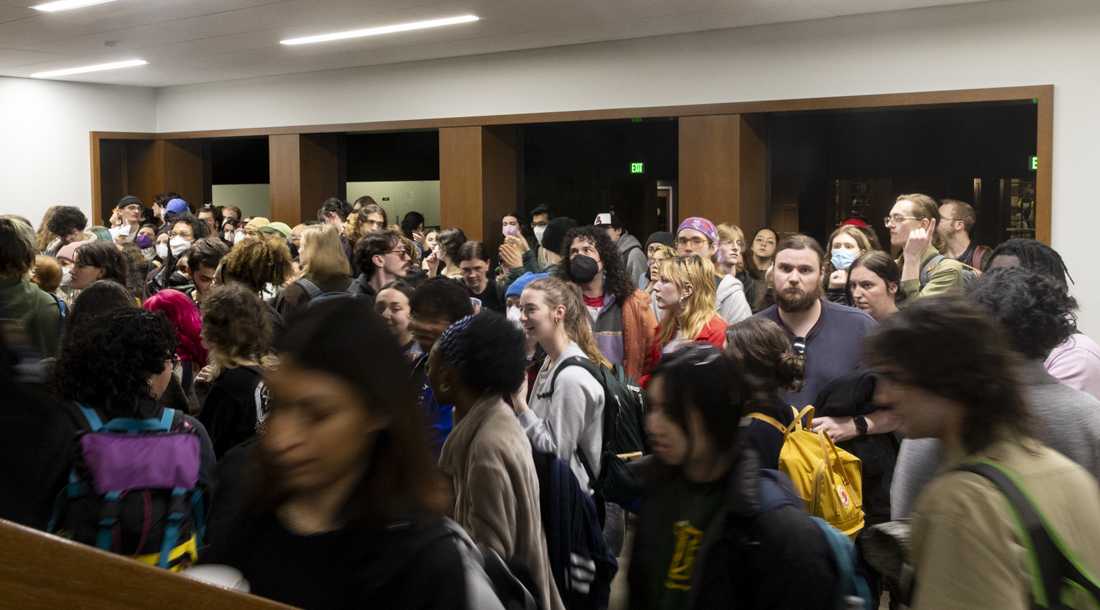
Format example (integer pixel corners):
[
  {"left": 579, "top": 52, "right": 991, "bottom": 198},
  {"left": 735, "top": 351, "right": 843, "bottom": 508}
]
[
  {"left": 716, "top": 223, "right": 744, "bottom": 247},
  {"left": 300, "top": 224, "right": 351, "bottom": 280},
  {"left": 824, "top": 225, "right": 874, "bottom": 281},
  {"left": 656, "top": 254, "right": 719, "bottom": 346},
  {"left": 524, "top": 276, "right": 611, "bottom": 369}
]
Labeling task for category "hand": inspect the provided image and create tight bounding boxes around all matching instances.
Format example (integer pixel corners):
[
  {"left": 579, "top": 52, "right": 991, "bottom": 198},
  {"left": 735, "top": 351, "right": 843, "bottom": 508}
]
[
  {"left": 505, "top": 234, "right": 530, "bottom": 254},
  {"left": 510, "top": 377, "right": 529, "bottom": 415},
  {"left": 828, "top": 269, "right": 849, "bottom": 290},
  {"left": 194, "top": 364, "right": 218, "bottom": 387},
  {"left": 904, "top": 219, "right": 935, "bottom": 262},
  {"left": 109, "top": 208, "right": 122, "bottom": 226},
  {"left": 811, "top": 416, "right": 857, "bottom": 443},
  {"left": 157, "top": 233, "right": 170, "bottom": 245},
  {"left": 499, "top": 243, "right": 523, "bottom": 270},
  {"left": 423, "top": 251, "right": 439, "bottom": 275}
]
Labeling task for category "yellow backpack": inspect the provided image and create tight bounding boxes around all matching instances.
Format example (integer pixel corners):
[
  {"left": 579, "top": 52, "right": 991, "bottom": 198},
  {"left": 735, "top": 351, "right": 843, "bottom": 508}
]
[{"left": 748, "top": 406, "right": 865, "bottom": 537}]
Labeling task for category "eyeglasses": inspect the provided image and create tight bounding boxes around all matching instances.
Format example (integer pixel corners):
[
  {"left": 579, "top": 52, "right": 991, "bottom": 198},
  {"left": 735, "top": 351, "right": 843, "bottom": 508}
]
[
  {"left": 883, "top": 215, "right": 920, "bottom": 227},
  {"left": 386, "top": 248, "right": 411, "bottom": 259},
  {"left": 939, "top": 217, "right": 963, "bottom": 223}
]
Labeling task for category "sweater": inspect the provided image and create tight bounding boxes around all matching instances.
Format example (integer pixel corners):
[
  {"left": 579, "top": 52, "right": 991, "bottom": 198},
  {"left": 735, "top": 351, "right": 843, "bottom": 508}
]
[
  {"left": 716, "top": 274, "right": 752, "bottom": 325},
  {"left": 439, "top": 396, "right": 564, "bottom": 610},
  {"left": 1045, "top": 332, "right": 1100, "bottom": 400},
  {"left": 891, "top": 360, "right": 1100, "bottom": 519},
  {"left": 520, "top": 342, "right": 606, "bottom": 492},
  {"left": 910, "top": 436, "right": 1100, "bottom": 610},
  {"left": 617, "top": 234, "right": 649, "bottom": 290},
  {"left": 0, "top": 277, "right": 61, "bottom": 357}
]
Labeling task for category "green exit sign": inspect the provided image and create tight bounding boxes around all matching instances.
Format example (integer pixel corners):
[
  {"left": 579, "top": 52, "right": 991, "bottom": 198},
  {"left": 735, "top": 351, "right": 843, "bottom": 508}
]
[
  {"left": 1029, "top": 155, "right": 1039, "bottom": 171},
  {"left": 630, "top": 162, "right": 645, "bottom": 174}
]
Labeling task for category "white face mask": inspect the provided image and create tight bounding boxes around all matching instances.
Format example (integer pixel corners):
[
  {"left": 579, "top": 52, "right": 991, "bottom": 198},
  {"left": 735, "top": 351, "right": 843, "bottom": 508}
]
[
  {"left": 533, "top": 225, "right": 547, "bottom": 245},
  {"left": 169, "top": 236, "right": 191, "bottom": 257},
  {"left": 60, "top": 266, "right": 73, "bottom": 288},
  {"left": 141, "top": 247, "right": 156, "bottom": 261},
  {"left": 506, "top": 305, "right": 523, "bottom": 329},
  {"left": 156, "top": 243, "right": 169, "bottom": 260},
  {"left": 234, "top": 230, "right": 246, "bottom": 244}
]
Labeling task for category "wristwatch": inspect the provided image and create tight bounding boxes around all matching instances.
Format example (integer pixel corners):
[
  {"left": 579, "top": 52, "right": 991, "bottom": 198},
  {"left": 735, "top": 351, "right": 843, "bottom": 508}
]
[{"left": 853, "top": 415, "right": 869, "bottom": 436}]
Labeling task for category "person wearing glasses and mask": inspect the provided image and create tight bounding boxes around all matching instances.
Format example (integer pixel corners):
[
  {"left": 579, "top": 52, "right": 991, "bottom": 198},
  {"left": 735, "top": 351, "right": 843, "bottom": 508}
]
[
  {"left": 348, "top": 229, "right": 411, "bottom": 303},
  {"left": 886, "top": 193, "right": 970, "bottom": 302},
  {"left": 274, "top": 225, "right": 353, "bottom": 319}
]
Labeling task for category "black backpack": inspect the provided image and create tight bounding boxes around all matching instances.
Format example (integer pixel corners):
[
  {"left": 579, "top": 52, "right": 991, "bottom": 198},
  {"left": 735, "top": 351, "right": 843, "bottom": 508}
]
[
  {"left": 538, "top": 357, "right": 647, "bottom": 507},
  {"left": 297, "top": 277, "right": 365, "bottom": 307}
]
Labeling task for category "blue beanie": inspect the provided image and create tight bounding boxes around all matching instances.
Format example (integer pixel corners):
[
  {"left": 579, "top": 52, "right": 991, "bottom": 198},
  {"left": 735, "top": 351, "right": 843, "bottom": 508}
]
[{"left": 506, "top": 271, "right": 549, "bottom": 299}]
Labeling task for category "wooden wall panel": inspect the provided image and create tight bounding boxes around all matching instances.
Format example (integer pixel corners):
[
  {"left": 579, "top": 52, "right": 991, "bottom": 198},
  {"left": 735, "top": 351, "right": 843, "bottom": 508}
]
[
  {"left": 439, "top": 126, "right": 484, "bottom": 238},
  {"left": 125, "top": 140, "right": 163, "bottom": 210},
  {"left": 0, "top": 519, "right": 293, "bottom": 610},
  {"left": 268, "top": 134, "right": 302, "bottom": 225},
  {"left": 480, "top": 125, "right": 519, "bottom": 254},
  {"left": 299, "top": 133, "right": 345, "bottom": 222},
  {"left": 679, "top": 114, "right": 769, "bottom": 230},
  {"left": 438, "top": 126, "right": 519, "bottom": 247},
  {"left": 96, "top": 139, "right": 127, "bottom": 224},
  {"left": 162, "top": 140, "right": 208, "bottom": 208}
]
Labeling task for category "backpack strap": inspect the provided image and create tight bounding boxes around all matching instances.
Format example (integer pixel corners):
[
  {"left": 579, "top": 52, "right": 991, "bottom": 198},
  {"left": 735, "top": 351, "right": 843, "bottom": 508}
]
[
  {"left": 919, "top": 255, "right": 946, "bottom": 288},
  {"left": 297, "top": 277, "right": 323, "bottom": 300},
  {"left": 956, "top": 461, "right": 1100, "bottom": 606},
  {"left": 78, "top": 404, "right": 106, "bottom": 432},
  {"left": 747, "top": 412, "right": 787, "bottom": 435},
  {"left": 96, "top": 490, "right": 123, "bottom": 552},
  {"left": 158, "top": 487, "right": 188, "bottom": 569},
  {"left": 98, "top": 408, "right": 176, "bottom": 434}
]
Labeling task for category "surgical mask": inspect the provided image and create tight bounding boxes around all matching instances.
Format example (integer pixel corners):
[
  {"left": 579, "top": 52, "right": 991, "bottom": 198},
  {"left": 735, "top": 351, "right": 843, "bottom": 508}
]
[
  {"left": 141, "top": 247, "right": 156, "bottom": 261},
  {"left": 155, "top": 243, "right": 169, "bottom": 260},
  {"left": 506, "top": 305, "right": 523, "bottom": 330},
  {"left": 831, "top": 249, "right": 859, "bottom": 271},
  {"left": 135, "top": 234, "right": 154, "bottom": 249},
  {"left": 533, "top": 225, "right": 547, "bottom": 245},
  {"left": 169, "top": 236, "right": 191, "bottom": 257},
  {"left": 234, "top": 230, "right": 246, "bottom": 244},
  {"left": 60, "top": 266, "right": 72, "bottom": 288},
  {"left": 569, "top": 254, "right": 600, "bottom": 284}
]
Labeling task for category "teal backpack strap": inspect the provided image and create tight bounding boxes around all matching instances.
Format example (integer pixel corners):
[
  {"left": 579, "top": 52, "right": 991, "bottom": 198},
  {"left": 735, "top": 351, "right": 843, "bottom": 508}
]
[
  {"left": 811, "top": 517, "right": 873, "bottom": 610},
  {"left": 158, "top": 487, "right": 188, "bottom": 569},
  {"left": 100, "top": 408, "right": 176, "bottom": 433},
  {"left": 190, "top": 488, "right": 206, "bottom": 547},
  {"left": 96, "top": 490, "right": 123, "bottom": 551},
  {"left": 78, "top": 404, "right": 105, "bottom": 432}
]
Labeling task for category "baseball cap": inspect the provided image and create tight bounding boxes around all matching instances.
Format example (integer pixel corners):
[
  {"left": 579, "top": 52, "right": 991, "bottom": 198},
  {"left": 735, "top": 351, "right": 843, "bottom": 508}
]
[
  {"left": 165, "top": 198, "right": 190, "bottom": 216},
  {"left": 593, "top": 213, "right": 613, "bottom": 227}
]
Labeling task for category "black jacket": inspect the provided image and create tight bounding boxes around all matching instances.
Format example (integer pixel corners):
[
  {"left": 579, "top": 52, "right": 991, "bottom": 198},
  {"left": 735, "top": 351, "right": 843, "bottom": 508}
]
[{"left": 628, "top": 450, "right": 837, "bottom": 610}]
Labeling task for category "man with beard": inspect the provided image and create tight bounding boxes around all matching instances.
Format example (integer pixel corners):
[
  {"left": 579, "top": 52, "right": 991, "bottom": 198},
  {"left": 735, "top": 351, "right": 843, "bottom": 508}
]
[{"left": 754, "top": 234, "right": 877, "bottom": 407}]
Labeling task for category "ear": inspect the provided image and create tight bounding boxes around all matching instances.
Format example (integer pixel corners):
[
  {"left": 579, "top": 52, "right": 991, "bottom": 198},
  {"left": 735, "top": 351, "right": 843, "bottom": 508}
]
[
  {"left": 681, "top": 282, "right": 694, "bottom": 299},
  {"left": 371, "top": 253, "right": 386, "bottom": 269},
  {"left": 887, "top": 281, "right": 899, "bottom": 296},
  {"left": 553, "top": 303, "right": 567, "bottom": 323}
]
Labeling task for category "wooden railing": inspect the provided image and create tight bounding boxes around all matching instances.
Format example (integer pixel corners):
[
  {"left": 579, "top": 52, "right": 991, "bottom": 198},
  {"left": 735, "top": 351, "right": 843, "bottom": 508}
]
[{"left": 0, "top": 519, "right": 295, "bottom": 610}]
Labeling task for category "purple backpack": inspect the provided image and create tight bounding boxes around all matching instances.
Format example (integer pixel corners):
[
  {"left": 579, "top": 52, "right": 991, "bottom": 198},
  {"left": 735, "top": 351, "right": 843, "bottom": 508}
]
[{"left": 49, "top": 405, "right": 206, "bottom": 571}]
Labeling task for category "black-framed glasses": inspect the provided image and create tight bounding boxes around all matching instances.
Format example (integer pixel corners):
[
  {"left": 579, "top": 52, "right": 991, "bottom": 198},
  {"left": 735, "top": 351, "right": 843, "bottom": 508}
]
[
  {"left": 386, "top": 248, "right": 411, "bottom": 259},
  {"left": 883, "top": 215, "right": 920, "bottom": 227}
]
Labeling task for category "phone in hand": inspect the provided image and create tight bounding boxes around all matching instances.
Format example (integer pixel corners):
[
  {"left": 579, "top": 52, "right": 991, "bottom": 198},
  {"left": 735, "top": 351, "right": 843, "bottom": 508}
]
[{"left": 503, "top": 225, "right": 521, "bottom": 238}]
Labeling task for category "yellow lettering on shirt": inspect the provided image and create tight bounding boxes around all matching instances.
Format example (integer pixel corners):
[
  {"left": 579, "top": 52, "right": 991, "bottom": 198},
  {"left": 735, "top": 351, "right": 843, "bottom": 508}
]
[{"left": 665, "top": 520, "right": 704, "bottom": 591}]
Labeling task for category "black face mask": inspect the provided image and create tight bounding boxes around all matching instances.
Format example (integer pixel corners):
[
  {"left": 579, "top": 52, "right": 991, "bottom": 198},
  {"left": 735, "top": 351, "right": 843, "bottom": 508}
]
[{"left": 569, "top": 254, "right": 600, "bottom": 284}]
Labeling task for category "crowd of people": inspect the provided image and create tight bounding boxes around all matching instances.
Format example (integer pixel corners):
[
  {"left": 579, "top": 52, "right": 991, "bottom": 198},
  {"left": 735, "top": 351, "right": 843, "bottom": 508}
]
[{"left": 2, "top": 189, "right": 1100, "bottom": 610}]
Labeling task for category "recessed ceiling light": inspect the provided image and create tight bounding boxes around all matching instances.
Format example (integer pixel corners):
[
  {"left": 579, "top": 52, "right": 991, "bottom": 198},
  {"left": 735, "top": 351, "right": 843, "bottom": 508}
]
[
  {"left": 281, "top": 14, "right": 479, "bottom": 46},
  {"left": 32, "top": 0, "right": 117, "bottom": 12},
  {"left": 31, "top": 58, "right": 147, "bottom": 79}
]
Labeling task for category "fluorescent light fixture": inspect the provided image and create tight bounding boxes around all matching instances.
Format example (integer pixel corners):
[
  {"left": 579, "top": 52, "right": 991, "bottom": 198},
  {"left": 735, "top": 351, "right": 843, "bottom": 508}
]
[
  {"left": 281, "top": 14, "right": 479, "bottom": 46},
  {"left": 32, "top": 0, "right": 116, "bottom": 12},
  {"left": 31, "top": 58, "right": 147, "bottom": 79}
]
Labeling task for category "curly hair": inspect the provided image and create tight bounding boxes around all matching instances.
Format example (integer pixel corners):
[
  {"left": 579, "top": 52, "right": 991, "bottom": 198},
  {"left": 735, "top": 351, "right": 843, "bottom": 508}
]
[
  {"left": 969, "top": 267, "right": 1078, "bottom": 360},
  {"left": 865, "top": 296, "right": 1030, "bottom": 454},
  {"left": 47, "top": 206, "right": 87, "bottom": 239},
  {"left": 438, "top": 311, "right": 526, "bottom": 397},
  {"left": 558, "top": 225, "right": 635, "bottom": 303},
  {"left": 201, "top": 283, "right": 272, "bottom": 367},
  {"left": 56, "top": 308, "right": 177, "bottom": 418},
  {"left": 169, "top": 214, "right": 210, "bottom": 240},
  {"left": 724, "top": 317, "right": 803, "bottom": 399},
  {"left": 63, "top": 279, "right": 136, "bottom": 346},
  {"left": 987, "top": 238, "right": 1073, "bottom": 287},
  {"left": 219, "top": 235, "right": 293, "bottom": 293}
]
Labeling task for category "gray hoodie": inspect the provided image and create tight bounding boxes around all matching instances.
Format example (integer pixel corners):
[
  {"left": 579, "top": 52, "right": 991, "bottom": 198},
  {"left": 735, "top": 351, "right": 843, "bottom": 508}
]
[
  {"left": 716, "top": 274, "right": 752, "bottom": 325},
  {"left": 617, "top": 234, "right": 649, "bottom": 289}
]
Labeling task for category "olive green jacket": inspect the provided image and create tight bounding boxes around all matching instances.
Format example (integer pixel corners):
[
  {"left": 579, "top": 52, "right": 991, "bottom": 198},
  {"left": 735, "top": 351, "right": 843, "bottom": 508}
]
[{"left": 898, "top": 246, "right": 969, "bottom": 303}]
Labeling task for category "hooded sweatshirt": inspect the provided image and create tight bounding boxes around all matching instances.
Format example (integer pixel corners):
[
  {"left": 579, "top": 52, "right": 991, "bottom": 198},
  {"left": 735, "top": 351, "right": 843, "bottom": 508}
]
[
  {"left": 519, "top": 342, "right": 606, "bottom": 492},
  {"left": 616, "top": 233, "right": 648, "bottom": 289},
  {"left": 716, "top": 274, "right": 752, "bottom": 325}
]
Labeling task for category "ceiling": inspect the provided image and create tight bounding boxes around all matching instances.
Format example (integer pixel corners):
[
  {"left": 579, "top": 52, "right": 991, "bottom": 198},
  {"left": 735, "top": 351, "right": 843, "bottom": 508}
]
[{"left": 0, "top": 0, "right": 992, "bottom": 88}]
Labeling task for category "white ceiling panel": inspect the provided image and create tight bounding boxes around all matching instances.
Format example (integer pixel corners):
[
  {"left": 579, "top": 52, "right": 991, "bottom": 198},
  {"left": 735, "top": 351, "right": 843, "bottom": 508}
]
[{"left": 0, "top": 0, "right": 998, "bottom": 87}]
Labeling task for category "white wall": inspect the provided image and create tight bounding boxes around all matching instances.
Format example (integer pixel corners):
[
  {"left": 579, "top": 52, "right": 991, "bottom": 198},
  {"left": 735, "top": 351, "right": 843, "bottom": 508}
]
[
  {"left": 153, "top": 0, "right": 1100, "bottom": 331},
  {"left": 346, "top": 181, "right": 441, "bottom": 229},
  {"left": 0, "top": 77, "right": 155, "bottom": 225},
  {"left": 211, "top": 184, "right": 271, "bottom": 220}
]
